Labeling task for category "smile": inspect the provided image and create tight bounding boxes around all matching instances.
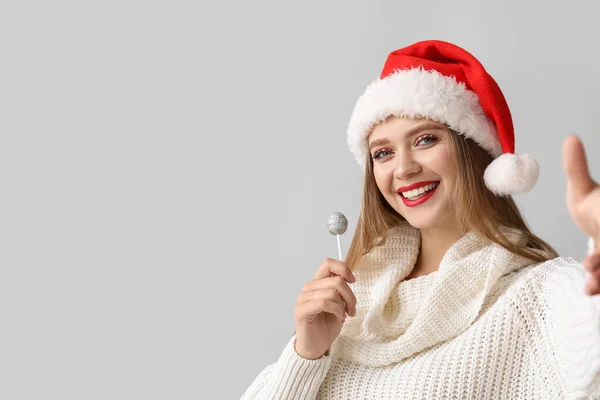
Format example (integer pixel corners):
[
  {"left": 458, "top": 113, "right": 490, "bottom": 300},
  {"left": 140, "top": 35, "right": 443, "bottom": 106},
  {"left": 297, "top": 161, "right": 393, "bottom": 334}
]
[{"left": 398, "top": 182, "right": 440, "bottom": 207}]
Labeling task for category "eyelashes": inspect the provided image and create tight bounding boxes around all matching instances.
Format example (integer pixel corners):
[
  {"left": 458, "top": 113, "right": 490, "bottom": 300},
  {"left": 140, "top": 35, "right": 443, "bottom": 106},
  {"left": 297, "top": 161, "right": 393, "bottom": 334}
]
[
  {"left": 371, "top": 134, "right": 440, "bottom": 160},
  {"left": 372, "top": 149, "right": 393, "bottom": 160},
  {"left": 415, "top": 134, "right": 438, "bottom": 146}
]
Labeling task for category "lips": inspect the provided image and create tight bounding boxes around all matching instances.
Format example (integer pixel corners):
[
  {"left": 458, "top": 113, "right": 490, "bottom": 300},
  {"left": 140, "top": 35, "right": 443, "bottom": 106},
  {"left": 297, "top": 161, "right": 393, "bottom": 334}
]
[
  {"left": 397, "top": 180, "right": 440, "bottom": 193},
  {"left": 397, "top": 181, "right": 440, "bottom": 208}
]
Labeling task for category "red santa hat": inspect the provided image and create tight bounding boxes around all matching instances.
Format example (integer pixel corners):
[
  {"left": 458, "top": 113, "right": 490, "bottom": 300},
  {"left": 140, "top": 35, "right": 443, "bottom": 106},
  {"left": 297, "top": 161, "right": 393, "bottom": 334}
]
[{"left": 346, "top": 40, "right": 538, "bottom": 196}]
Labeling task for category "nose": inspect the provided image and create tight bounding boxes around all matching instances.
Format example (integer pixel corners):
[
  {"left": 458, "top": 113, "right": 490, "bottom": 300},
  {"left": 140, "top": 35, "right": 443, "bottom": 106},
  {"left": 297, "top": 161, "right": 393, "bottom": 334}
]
[{"left": 393, "top": 151, "right": 421, "bottom": 180}]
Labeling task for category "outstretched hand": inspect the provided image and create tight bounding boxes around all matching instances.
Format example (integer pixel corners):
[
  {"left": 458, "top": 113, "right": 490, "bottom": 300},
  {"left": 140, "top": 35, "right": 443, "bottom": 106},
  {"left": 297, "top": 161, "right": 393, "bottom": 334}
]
[{"left": 562, "top": 135, "right": 600, "bottom": 295}]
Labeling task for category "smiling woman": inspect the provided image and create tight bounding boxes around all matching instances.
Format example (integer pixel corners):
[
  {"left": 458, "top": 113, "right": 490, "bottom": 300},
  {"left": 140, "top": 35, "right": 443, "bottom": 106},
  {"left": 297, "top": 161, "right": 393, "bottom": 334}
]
[
  {"left": 369, "top": 118, "right": 456, "bottom": 227},
  {"left": 241, "top": 40, "right": 600, "bottom": 400},
  {"left": 344, "top": 116, "right": 559, "bottom": 277}
]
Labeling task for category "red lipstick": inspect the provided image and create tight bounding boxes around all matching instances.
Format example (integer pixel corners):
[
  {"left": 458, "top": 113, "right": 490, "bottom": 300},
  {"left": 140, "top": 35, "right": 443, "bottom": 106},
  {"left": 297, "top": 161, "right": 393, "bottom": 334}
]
[
  {"left": 397, "top": 180, "right": 440, "bottom": 193},
  {"left": 397, "top": 181, "right": 440, "bottom": 208}
]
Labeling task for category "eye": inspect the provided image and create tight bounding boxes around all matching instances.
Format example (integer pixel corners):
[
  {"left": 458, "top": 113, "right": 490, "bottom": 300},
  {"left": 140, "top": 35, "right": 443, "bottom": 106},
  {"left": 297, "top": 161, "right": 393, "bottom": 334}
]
[
  {"left": 372, "top": 148, "right": 393, "bottom": 160},
  {"left": 415, "top": 134, "right": 439, "bottom": 147}
]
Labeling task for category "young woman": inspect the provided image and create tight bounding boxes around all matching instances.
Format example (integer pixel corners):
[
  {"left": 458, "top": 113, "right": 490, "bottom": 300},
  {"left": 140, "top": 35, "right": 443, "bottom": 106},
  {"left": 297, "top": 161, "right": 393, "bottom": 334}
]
[{"left": 241, "top": 40, "right": 600, "bottom": 399}]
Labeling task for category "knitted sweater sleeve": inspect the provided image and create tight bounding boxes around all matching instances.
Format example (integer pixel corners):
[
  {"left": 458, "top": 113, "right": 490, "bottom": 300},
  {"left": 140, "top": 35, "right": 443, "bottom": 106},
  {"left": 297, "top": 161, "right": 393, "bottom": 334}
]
[
  {"left": 519, "top": 256, "right": 600, "bottom": 399},
  {"left": 239, "top": 335, "right": 332, "bottom": 400}
]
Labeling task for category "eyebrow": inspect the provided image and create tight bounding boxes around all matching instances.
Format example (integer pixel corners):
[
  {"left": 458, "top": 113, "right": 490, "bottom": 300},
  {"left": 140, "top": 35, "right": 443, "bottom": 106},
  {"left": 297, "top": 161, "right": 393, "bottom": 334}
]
[{"left": 368, "top": 122, "right": 445, "bottom": 151}]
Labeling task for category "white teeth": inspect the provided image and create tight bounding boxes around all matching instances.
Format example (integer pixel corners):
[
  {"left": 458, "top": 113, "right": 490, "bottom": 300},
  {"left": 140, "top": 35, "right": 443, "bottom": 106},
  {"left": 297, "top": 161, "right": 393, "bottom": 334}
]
[{"left": 401, "top": 182, "right": 439, "bottom": 200}]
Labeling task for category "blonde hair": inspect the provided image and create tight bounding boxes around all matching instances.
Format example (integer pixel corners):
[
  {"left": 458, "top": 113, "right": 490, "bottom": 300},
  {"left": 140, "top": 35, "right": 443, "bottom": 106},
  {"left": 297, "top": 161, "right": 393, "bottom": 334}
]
[{"left": 344, "top": 126, "right": 559, "bottom": 270}]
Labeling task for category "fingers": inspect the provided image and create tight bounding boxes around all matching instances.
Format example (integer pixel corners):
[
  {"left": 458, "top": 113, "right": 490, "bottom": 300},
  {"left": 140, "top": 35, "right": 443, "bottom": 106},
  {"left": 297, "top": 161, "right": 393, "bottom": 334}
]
[
  {"left": 295, "top": 297, "right": 347, "bottom": 322},
  {"left": 583, "top": 252, "right": 600, "bottom": 273},
  {"left": 297, "top": 289, "right": 347, "bottom": 321},
  {"left": 302, "top": 276, "right": 357, "bottom": 317},
  {"left": 583, "top": 252, "right": 600, "bottom": 296},
  {"left": 295, "top": 258, "right": 358, "bottom": 322},
  {"left": 298, "top": 288, "right": 344, "bottom": 306},
  {"left": 313, "top": 258, "right": 356, "bottom": 283},
  {"left": 563, "top": 135, "right": 595, "bottom": 202},
  {"left": 584, "top": 275, "right": 600, "bottom": 296}
]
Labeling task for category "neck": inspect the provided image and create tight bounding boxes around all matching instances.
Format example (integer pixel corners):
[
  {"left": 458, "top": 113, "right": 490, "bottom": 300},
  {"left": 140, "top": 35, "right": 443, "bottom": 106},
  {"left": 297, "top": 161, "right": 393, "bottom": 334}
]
[{"left": 411, "top": 223, "right": 465, "bottom": 278}]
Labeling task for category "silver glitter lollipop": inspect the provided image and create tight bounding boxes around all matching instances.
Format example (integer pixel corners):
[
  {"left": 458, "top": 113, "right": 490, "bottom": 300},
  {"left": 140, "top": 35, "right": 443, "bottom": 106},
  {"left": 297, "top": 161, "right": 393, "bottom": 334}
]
[{"left": 327, "top": 212, "right": 348, "bottom": 260}]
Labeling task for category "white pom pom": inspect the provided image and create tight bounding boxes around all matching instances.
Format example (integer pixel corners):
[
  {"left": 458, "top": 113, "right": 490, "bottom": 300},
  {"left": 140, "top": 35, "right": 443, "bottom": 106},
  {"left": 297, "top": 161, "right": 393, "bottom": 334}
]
[{"left": 483, "top": 153, "right": 539, "bottom": 196}]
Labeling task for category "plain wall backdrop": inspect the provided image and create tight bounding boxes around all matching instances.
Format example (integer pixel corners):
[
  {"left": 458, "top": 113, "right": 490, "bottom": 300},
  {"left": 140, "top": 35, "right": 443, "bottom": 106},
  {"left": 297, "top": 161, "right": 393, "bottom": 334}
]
[{"left": 1, "top": 1, "right": 599, "bottom": 399}]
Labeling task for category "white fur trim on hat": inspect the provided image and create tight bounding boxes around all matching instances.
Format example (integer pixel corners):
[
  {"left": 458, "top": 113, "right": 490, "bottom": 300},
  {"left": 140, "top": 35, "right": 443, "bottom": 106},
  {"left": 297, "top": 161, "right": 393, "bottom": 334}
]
[
  {"left": 346, "top": 68, "right": 503, "bottom": 167},
  {"left": 483, "top": 153, "right": 539, "bottom": 196}
]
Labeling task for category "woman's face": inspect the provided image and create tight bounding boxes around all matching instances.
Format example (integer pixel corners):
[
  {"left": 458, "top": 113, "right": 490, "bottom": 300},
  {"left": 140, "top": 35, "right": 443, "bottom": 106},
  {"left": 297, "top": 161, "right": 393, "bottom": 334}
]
[{"left": 368, "top": 116, "right": 458, "bottom": 230}]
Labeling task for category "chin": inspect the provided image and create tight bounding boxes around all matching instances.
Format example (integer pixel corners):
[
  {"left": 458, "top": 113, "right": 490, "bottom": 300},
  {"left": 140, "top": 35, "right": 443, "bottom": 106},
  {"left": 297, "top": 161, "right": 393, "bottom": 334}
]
[
  {"left": 390, "top": 190, "right": 452, "bottom": 230},
  {"left": 393, "top": 201, "right": 450, "bottom": 230},
  {"left": 402, "top": 216, "right": 442, "bottom": 230}
]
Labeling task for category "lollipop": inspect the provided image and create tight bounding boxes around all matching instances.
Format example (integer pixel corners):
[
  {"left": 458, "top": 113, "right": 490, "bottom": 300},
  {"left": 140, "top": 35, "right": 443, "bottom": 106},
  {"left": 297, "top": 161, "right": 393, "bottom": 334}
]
[{"left": 327, "top": 212, "right": 348, "bottom": 260}]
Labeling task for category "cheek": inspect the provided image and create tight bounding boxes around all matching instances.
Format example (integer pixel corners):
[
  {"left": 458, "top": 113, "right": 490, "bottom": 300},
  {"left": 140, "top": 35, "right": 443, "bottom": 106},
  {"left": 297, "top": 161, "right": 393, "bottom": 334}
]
[
  {"left": 425, "top": 147, "right": 457, "bottom": 177},
  {"left": 440, "top": 157, "right": 458, "bottom": 181},
  {"left": 372, "top": 168, "right": 391, "bottom": 192}
]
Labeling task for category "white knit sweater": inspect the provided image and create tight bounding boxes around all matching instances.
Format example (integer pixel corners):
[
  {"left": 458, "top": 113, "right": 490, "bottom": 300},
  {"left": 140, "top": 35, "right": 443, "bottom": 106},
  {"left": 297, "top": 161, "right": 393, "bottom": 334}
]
[{"left": 241, "top": 225, "right": 600, "bottom": 399}]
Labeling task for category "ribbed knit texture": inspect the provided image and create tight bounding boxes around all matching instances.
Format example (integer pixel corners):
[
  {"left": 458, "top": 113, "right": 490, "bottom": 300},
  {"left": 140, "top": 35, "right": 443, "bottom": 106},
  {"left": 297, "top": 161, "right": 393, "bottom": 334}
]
[
  {"left": 241, "top": 226, "right": 600, "bottom": 399},
  {"left": 330, "top": 223, "right": 536, "bottom": 367}
]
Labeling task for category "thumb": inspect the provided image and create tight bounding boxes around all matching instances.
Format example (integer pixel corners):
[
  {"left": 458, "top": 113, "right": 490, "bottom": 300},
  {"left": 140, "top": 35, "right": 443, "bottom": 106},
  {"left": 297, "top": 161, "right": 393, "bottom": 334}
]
[{"left": 563, "top": 135, "right": 595, "bottom": 202}]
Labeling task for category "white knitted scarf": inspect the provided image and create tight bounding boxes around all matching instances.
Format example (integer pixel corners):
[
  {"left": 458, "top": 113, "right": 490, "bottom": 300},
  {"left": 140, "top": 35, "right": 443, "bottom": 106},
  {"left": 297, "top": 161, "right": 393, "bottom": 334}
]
[{"left": 330, "top": 222, "right": 537, "bottom": 367}]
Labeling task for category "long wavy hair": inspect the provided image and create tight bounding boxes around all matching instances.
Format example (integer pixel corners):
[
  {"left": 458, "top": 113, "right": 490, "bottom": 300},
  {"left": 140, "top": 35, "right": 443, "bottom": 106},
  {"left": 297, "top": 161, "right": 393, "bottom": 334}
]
[{"left": 344, "top": 125, "right": 559, "bottom": 270}]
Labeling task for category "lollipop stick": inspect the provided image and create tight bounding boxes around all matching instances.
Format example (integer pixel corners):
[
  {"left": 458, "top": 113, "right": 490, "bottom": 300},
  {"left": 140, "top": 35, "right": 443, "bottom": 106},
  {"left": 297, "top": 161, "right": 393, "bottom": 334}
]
[{"left": 336, "top": 234, "right": 342, "bottom": 260}]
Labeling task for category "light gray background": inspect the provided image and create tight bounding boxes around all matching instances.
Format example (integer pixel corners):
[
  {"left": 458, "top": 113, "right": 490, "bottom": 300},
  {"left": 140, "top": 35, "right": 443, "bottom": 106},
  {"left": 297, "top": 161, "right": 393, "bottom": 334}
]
[{"left": 1, "top": 1, "right": 599, "bottom": 399}]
